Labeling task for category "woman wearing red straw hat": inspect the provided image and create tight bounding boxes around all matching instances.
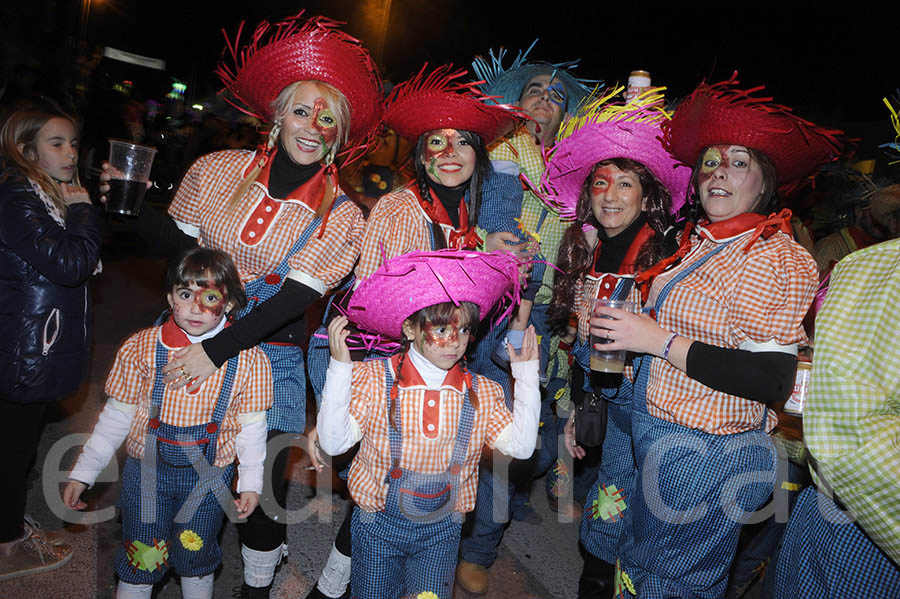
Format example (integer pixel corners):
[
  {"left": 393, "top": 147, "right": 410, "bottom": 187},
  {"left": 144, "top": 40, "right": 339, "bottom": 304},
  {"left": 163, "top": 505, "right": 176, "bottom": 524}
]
[
  {"left": 588, "top": 75, "right": 843, "bottom": 598},
  {"left": 354, "top": 63, "right": 528, "bottom": 281},
  {"left": 542, "top": 87, "right": 691, "bottom": 598},
  {"left": 102, "top": 12, "right": 382, "bottom": 598}
]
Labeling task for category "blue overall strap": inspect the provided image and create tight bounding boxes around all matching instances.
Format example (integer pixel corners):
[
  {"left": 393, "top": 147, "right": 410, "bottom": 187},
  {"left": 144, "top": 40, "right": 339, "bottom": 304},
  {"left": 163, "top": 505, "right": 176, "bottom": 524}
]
[
  {"left": 150, "top": 342, "right": 169, "bottom": 421},
  {"left": 240, "top": 194, "right": 350, "bottom": 316},
  {"left": 633, "top": 240, "right": 736, "bottom": 412},
  {"left": 205, "top": 357, "right": 239, "bottom": 457},
  {"left": 384, "top": 359, "right": 402, "bottom": 474},
  {"left": 535, "top": 207, "right": 549, "bottom": 234},
  {"left": 427, "top": 218, "right": 438, "bottom": 251},
  {"left": 447, "top": 375, "right": 476, "bottom": 468},
  {"left": 611, "top": 277, "right": 635, "bottom": 301}
]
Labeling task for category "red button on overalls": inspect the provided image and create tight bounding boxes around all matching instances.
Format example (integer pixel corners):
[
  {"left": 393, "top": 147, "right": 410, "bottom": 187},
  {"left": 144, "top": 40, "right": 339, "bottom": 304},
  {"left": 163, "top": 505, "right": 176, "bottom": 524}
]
[
  {"left": 206, "top": 423, "right": 218, "bottom": 434},
  {"left": 449, "top": 464, "right": 461, "bottom": 475},
  {"left": 148, "top": 418, "right": 160, "bottom": 429},
  {"left": 390, "top": 468, "right": 403, "bottom": 479},
  {"left": 264, "top": 274, "right": 281, "bottom": 285}
]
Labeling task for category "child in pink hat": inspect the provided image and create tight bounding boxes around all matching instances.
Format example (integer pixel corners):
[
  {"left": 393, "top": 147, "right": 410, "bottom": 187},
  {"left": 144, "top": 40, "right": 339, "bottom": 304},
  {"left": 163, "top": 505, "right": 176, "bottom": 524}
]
[{"left": 317, "top": 250, "right": 541, "bottom": 599}]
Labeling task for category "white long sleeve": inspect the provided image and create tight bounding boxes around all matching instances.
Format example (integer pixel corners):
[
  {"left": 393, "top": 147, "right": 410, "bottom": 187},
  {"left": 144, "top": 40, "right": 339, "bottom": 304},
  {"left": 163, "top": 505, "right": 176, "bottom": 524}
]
[
  {"left": 493, "top": 359, "right": 541, "bottom": 459},
  {"left": 70, "top": 398, "right": 136, "bottom": 487},
  {"left": 318, "top": 359, "right": 362, "bottom": 456},
  {"left": 235, "top": 415, "right": 267, "bottom": 494}
]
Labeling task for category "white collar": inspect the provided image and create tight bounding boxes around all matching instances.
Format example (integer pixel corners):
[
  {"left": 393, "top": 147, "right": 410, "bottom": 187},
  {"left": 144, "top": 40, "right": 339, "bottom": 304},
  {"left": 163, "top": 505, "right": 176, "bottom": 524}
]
[
  {"left": 407, "top": 345, "right": 450, "bottom": 389},
  {"left": 183, "top": 317, "right": 227, "bottom": 344}
]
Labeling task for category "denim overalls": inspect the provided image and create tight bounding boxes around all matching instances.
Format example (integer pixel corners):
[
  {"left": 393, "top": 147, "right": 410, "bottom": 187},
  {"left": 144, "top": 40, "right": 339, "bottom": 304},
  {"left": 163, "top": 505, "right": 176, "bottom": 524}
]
[
  {"left": 350, "top": 360, "right": 477, "bottom": 599},
  {"left": 115, "top": 339, "right": 238, "bottom": 584}
]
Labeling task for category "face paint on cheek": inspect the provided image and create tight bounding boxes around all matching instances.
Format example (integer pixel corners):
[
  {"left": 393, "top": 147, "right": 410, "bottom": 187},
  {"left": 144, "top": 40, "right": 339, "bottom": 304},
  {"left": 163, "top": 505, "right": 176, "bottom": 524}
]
[
  {"left": 312, "top": 98, "right": 337, "bottom": 151},
  {"left": 192, "top": 287, "right": 226, "bottom": 316}
]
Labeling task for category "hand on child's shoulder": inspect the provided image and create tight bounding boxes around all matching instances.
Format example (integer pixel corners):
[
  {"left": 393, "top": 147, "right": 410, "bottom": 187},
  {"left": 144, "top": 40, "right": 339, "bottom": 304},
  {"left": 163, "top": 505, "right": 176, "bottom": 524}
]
[{"left": 509, "top": 325, "right": 539, "bottom": 363}]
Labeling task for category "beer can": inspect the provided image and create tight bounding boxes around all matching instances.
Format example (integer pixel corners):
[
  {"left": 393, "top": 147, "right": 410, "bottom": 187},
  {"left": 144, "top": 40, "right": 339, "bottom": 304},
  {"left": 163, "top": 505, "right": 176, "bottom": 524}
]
[
  {"left": 784, "top": 360, "right": 812, "bottom": 416},
  {"left": 625, "top": 70, "right": 651, "bottom": 103}
]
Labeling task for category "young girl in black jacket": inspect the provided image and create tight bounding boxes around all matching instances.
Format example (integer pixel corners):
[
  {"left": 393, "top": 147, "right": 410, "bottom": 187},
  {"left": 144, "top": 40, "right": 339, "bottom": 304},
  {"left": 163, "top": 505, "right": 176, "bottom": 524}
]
[{"left": 0, "top": 103, "right": 104, "bottom": 580}]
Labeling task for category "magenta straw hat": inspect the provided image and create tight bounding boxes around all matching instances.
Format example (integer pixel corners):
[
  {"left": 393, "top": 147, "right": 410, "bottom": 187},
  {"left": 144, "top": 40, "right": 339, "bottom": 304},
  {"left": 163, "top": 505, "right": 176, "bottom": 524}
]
[
  {"left": 346, "top": 249, "right": 523, "bottom": 341},
  {"left": 541, "top": 86, "right": 692, "bottom": 220}
]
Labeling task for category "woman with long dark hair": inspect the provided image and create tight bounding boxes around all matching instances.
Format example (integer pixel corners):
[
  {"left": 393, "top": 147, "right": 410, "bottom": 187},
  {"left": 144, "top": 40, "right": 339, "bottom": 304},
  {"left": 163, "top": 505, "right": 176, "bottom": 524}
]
[{"left": 543, "top": 89, "right": 690, "bottom": 598}]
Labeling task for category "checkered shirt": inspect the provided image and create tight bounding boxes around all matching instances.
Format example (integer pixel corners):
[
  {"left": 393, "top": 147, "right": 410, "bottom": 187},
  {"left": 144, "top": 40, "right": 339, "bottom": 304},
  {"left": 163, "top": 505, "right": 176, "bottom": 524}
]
[
  {"left": 489, "top": 126, "right": 567, "bottom": 306},
  {"left": 168, "top": 149, "right": 364, "bottom": 289},
  {"left": 105, "top": 325, "right": 273, "bottom": 468},
  {"left": 347, "top": 356, "right": 512, "bottom": 513},
  {"left": 354, "top": 187, "right": 436, "bottom": 281},
  {"left": 804, "top": 239, "right": 900, "bottom": 565},
  {"left": 644, "top": 230, "right": 817, "bottom": 435}
]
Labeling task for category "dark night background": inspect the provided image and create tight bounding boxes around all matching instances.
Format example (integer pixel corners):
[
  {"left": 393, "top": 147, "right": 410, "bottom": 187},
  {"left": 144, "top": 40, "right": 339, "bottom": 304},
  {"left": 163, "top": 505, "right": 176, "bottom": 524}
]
[{"left": 2, "top": 0, "right": 897, "bottom": 155}]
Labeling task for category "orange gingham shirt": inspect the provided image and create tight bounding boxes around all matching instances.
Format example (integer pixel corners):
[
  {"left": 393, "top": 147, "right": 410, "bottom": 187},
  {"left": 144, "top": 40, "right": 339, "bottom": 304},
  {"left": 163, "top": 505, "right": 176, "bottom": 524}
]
[
  {"left": 168, "top": 149, "right": 365, "bottom": 289},
  {"left": 355, "top": 186, "right": 453, "bottom": 281},
  {"left": 347, "top": 356, "right": 513, "bottom": 513},
  {"left": 105, "top": 322, "right": 273, "bottom": 468},
  {"left": 644, "top": 229, "right": 817, "bottom": 434}
]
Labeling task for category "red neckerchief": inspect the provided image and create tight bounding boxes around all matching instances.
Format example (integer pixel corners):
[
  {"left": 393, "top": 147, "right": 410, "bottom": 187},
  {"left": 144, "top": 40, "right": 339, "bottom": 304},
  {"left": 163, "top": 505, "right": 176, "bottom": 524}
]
[
  {"left": 411, "top": 185, "right": 483, "bottom": 250},
  {"left": 160, "top": 317, "right": 231, "bottom": 349},
  {"left": 697, "top": 208, "right": 794, "bottom": 251},
  {"left": 634, "top": 209, "right": 794, "bottom": 304},
  {"left": 587, "top": 224, "right": 656, "bottom": 302},
  {"left": 245, "top": 145, "right": 340, "bottom": 239}
]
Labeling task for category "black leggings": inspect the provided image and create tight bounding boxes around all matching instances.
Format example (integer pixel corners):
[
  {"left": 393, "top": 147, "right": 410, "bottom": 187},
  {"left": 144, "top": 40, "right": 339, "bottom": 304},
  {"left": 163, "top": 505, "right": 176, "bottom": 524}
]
[
  {"left": 238, "top": 429, "right": 291, "bottom": 551},
  {"left": 0, "top": 400, "right": 48, "bottom": 542}
]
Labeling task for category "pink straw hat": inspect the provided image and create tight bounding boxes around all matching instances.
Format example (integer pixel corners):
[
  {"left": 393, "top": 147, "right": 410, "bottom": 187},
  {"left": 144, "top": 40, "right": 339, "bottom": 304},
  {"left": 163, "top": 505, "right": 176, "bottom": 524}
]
[
  {"left": 346, "top": 249, "right": 523, "bottom": 340},
  {"left": 541, "top": 87, "right": 692, "bottom": 220}
]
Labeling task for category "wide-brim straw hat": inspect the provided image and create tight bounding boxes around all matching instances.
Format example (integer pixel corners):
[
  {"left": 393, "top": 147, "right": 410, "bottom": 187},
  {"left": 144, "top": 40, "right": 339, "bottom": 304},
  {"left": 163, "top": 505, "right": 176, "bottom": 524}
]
[
  {"left": 471, "top": 40, "right": 598, "bottom": 115},
  {"left": 384, "top": 64, "right": 525, "bottom": 145},
  {"left": 662, "top": 74, "right": 845, "bottom": 192},
  {"left": 541, "top": 87, "right": 692, "bottom": 220},
  {"left": 216, "top": 11, "right": 383, "bottom": 163},
  {"left": 346, "top": 250, "right": 522, "bottom": 341}
]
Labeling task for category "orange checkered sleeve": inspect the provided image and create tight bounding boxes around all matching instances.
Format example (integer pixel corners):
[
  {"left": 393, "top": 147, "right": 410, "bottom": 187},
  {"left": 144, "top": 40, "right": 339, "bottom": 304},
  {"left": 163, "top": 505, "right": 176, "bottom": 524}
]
[
  {"left": 645, "top": 233, "right": 817, "bottom": 434},
  {"left": 287, "top": 198, "right": 366, "bottom": 290},
  {"left": 105, "top": 326, "right": 275, "bottom": 467},
  {"left": 346, "top": 359, "right": 510, "bottom": 513},
  {"left": 168, "top": 152, "right": 217, "bottom": 233},
  {"left": 354, "top": 188, "right": 430, "bottom": 281}
]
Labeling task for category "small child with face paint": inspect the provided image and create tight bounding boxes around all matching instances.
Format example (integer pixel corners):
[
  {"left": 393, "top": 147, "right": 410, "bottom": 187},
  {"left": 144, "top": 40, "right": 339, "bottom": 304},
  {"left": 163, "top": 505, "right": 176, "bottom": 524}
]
[
  {"left": 62, "top": 248, "right": 273, "bottom": 599},
  {"left": 317, "top": 250, "right": 541, "bottom": 599}
]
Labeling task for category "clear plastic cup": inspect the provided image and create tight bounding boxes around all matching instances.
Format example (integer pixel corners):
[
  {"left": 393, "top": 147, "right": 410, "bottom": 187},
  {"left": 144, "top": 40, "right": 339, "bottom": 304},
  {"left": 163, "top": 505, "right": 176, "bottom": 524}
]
[
  {"left": 590, "top": 299, "right": 638, "bottom": 373},
  {"left": 106, "top": 139, "right": 156, "bottom": 215}
]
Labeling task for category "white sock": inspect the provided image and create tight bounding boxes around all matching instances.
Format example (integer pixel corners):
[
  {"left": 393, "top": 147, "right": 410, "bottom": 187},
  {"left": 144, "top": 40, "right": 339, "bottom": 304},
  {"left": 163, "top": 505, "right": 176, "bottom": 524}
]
[
  {"left": 242, "top": 544, "right": 285, "bottom": 588},
  {"left": 116, "top": 581, "right": 153, "bottom": 599},
  {"left": 316, "top": 544, "right": 352, "bottom": 598},
  {"left": 181, "top": 574, "right": 215, "bottom": 599}
]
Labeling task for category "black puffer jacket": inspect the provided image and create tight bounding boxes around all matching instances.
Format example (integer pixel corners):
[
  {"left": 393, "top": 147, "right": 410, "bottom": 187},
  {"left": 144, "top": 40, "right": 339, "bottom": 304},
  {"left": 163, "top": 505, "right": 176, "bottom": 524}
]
[{"left": 0, "top": 164, "right": 104, "bottom": 402}]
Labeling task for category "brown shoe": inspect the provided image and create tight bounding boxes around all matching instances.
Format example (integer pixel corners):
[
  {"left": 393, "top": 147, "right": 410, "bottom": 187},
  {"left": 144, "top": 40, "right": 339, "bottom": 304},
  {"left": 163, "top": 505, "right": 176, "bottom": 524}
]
[
  {"left": 456, "top": 560, "right": 489, "bottom": 595},
  {"left": 0, "top": 527, "right": 73, "bottom": 581}
]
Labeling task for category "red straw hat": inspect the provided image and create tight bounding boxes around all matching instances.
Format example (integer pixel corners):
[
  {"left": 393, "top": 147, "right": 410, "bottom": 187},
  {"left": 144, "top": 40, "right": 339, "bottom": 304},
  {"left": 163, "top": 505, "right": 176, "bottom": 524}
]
[
  {"left": 385, "top": 64, "right": 525, "bottom": 145},
  {"left": 216, "top": 11, "right": 383, "bottom": 163},
  {"left": 346, "top": 249, "right": 523, "bottom": 341},
  {"left": 662, "top": 73, "right": 845, "bottom": 190}
]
